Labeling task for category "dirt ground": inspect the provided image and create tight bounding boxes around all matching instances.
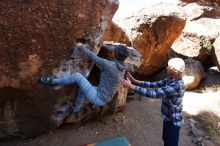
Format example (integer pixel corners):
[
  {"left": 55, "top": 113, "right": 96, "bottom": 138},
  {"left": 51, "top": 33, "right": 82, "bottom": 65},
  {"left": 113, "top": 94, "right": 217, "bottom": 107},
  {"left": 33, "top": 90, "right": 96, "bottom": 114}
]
[{"left": 0, "top": 98, "right": 201, "bottom": 146}]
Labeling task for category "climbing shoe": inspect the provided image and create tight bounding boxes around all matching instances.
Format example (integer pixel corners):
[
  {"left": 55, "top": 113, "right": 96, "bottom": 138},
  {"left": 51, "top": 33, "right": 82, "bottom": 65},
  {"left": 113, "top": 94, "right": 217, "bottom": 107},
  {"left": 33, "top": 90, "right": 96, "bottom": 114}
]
[
  {"left": 38, "top": 77, "right": 52, "bottom": 85},
  {"left": 65, "top": 112, "right": 81, "bottom": 123},
  {"left": 70, "top": 108, "right": 82, "bottom": 119}
]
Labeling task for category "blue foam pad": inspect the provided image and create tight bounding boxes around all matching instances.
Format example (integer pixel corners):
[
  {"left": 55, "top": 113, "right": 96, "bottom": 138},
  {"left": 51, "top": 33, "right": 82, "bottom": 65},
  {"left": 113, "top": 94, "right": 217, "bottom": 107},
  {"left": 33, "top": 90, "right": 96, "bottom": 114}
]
[{"left": 95, "top": 136, "right": 129, "bottom": 146}]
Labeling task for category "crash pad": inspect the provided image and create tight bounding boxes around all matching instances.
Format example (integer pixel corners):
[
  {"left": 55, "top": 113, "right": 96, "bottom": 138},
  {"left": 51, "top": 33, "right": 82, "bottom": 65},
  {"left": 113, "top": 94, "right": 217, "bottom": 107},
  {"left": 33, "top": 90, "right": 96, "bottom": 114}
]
[{"left": 81, "top": 136, "right": 130, "bottom": 146}]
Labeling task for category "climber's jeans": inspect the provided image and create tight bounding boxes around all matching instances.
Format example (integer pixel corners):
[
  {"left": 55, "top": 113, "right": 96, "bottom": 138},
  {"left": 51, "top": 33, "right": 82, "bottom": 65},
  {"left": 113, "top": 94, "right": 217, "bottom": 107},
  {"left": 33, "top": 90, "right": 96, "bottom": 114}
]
[{"left": 52, "top": 73, "right": 106, "bottom": 112}]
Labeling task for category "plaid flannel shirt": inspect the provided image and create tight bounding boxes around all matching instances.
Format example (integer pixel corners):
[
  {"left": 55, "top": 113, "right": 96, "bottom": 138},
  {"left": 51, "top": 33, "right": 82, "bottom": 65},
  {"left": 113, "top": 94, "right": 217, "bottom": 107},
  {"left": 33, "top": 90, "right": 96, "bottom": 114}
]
[{"left": 134, "top": 78, "right": 185, "bottom": 127}]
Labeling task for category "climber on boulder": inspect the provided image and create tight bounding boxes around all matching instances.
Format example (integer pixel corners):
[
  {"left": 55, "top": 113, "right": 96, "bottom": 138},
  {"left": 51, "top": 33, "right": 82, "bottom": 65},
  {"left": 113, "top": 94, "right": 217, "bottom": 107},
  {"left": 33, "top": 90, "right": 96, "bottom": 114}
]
[{"left": 38, "top": 43, "right": 129, "bottom": 121}]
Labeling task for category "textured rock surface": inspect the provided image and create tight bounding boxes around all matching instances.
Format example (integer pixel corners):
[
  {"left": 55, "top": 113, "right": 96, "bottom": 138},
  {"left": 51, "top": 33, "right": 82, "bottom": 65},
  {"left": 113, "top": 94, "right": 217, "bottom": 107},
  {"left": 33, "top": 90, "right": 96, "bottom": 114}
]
[
  {"left": 114, "top": 3, "right": 186, "bottom": 76},
  {"left": 0, "top": 0, "right": 120, "bottom": 138},
  {"left": 182, "top": 58, "right": 205, "bottom": 90},
  {"left": 172, "top": 1, "right": 220, "bottom": 70},
  {"left": 180, "top": 0, "right": 220, "bottom": 7},
  {"left": 101, "top": 22, "right": 131, "bottom": 45},
  {"left": 212, "top": 35, "right": 220, "bottom": 70}
]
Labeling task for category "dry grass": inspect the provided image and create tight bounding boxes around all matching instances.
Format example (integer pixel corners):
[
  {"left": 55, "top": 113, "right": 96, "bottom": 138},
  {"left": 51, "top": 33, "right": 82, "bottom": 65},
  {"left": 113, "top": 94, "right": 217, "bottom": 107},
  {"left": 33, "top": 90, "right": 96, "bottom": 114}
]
[
  {"left": 199, "top": 85, "right": 220, "bottom": 93},
  {"left": 183, "top": 85, "right": 220, "bottom": 145},
  {"left": 193, "top": 111, "right": 220, "bottom": 145}
]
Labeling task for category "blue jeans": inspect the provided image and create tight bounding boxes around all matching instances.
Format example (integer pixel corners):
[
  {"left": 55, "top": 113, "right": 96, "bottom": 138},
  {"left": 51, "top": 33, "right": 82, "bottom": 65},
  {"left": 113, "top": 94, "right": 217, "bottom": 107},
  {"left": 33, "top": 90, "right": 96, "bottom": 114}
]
[
  {"left": 52, "top": 73, "right": 106, "bottom": 112},
  {"left": 162, "top": 121, "right": 180, "bottom": 146}
]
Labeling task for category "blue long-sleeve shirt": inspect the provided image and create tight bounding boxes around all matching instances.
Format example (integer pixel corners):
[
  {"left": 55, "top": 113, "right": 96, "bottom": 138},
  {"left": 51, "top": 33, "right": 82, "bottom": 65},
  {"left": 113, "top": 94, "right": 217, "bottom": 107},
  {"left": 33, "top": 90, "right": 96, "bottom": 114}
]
[
  {"left": 78, "top": 45, "right": 126, "bottom": 102},
  {"left": 135, "top": 78, "right": 185, "bottom": 127}
]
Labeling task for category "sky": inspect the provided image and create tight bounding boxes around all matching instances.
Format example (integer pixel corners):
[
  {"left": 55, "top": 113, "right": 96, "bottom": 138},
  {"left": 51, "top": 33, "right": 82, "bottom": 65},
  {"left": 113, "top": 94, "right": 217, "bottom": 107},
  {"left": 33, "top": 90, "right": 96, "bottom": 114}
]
[{"left": 114, "top": 0, "right": 179, "bottom": 19}]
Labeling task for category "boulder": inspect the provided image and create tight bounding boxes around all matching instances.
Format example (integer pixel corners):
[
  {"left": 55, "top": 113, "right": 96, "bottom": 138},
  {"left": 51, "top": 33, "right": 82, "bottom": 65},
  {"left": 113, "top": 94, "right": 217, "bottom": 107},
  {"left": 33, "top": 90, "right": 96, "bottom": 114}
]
[
  {"left": 182, "top": 58, "right": 205, "bottom": 90},
  {"left": 172, "top": 1, "right": 220, "bottom": 70},
  {"left": 0, "top": 0, "right": 121, "bottom": 138},
  {"left": 114, "top": 3, "right": 186, "bottom": 76},
  {"left": 212, "top": 35, "right": 220, "bottom": 70}
]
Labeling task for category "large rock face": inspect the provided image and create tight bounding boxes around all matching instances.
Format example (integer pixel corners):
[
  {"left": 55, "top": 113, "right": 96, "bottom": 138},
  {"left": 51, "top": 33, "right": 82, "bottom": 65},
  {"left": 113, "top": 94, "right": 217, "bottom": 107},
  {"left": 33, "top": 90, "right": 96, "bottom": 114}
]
[
  {"left": 0, "top": 0, "right": 121, "bottom": 138},
  {"left": 172, "top": 1, "right": 220, "bottom": 70},
  {"left": 114, "top": 3, "right": 186, "bottom": 76},
  {"left": 0, "top": 0, "right": 119, "bottom": 88}
]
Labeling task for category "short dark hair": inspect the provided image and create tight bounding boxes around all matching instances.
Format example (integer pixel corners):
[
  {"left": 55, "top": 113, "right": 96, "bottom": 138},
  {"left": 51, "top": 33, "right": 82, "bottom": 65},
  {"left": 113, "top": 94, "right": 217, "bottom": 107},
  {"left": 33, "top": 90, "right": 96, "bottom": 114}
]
[{"left": 114, "top": 45, "right": 129, "bottom": 62}]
